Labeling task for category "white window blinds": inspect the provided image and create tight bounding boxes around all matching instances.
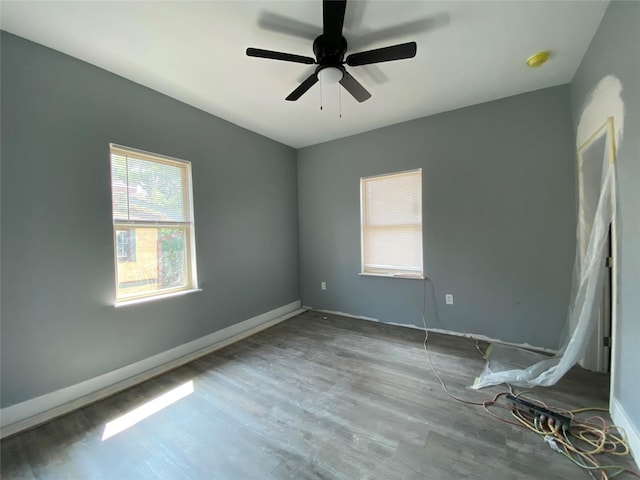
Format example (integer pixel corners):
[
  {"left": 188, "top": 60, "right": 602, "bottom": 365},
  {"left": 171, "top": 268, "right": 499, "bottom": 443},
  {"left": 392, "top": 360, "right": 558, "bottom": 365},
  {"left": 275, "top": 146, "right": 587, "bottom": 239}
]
[
  {"left": 361, "top": 169, "right": 423, "bottom": 277},
  {"left": 110, "top": 146, "right": 191, "bottom": 224}
]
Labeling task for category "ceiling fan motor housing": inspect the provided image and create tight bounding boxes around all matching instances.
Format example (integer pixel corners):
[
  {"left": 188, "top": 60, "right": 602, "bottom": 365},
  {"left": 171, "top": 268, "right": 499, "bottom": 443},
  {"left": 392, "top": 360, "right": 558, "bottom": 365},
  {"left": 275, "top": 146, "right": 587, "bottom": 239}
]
[{"left": 313, "top": 34, "right": 347, "bottom": 67}]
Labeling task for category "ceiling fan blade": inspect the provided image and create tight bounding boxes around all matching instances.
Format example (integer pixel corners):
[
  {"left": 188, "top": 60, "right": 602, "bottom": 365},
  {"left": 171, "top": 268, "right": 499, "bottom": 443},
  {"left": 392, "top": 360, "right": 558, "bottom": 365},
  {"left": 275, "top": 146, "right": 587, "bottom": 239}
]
[
  {"left": 257, "top": 12, "right": 320, "bottom": 41},
  {"left": 348, "top": 14, "right": 449, "bottom": 51},
  {"left": 246, "top": 47, "right": 315, "bottom": 65},
  {"left": 346, "top": 42, "right": 417, "bottom": 67},
  {"left": 323, "top": 0, "right": 347, "bottom": 42},
  {"left": 286, "top": 73, "right": 318, "bottom": 101},
  {"left": 339, "top": 71, "right": 371, "bottom": 103}
]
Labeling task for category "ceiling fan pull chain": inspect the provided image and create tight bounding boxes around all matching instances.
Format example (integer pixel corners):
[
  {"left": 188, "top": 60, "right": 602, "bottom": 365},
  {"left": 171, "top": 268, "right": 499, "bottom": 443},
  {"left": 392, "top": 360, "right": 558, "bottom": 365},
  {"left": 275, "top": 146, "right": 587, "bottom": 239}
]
[
  {"left": 339, "top": 85, "right": 342, "bottom": 118},
  {"left": 320, "top": 82, "right": 323, "bottom": 110}
]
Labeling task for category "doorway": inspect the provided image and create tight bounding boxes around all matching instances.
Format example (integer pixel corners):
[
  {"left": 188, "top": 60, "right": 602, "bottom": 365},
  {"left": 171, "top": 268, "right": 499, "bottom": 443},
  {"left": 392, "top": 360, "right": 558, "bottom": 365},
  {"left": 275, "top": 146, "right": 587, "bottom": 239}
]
[{"left": 576, "top": 118, "right": 616, "bottom": 374}]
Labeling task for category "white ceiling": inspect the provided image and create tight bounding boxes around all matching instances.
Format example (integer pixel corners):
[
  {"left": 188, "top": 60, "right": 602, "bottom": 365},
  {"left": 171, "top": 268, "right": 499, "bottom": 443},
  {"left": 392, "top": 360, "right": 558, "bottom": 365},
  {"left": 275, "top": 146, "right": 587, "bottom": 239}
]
[{"left": 0, "top": 1, "right": 607, "bottom": 148}]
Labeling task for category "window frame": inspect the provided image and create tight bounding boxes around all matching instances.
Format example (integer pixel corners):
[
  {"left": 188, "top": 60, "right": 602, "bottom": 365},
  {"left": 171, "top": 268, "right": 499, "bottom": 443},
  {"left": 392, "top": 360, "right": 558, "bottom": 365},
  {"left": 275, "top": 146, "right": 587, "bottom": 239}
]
[
  {"left": 360, "top": 168, "right": 424, "bottom": 279},
  {"left": 110, "top": 144, "right": 198, "bottom": 305}
]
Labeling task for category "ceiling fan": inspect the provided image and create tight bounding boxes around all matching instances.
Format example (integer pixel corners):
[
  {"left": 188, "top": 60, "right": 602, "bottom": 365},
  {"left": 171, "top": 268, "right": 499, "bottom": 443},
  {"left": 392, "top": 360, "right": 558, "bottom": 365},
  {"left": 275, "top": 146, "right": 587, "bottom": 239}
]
[{"left": 246, "top": 0, "right": 417, "bottom": 103}]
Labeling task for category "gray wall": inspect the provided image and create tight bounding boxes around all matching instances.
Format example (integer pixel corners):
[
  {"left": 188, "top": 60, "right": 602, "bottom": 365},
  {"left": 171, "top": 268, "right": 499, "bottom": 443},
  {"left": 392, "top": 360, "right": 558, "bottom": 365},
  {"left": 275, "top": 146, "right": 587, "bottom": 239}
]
[
  {"left": 0, "top": 32, "right": 300, "bottom": 407},
  {"left": 570, "top": 0, "right": 640, "bottom": 439},
  {"left": 298, "top": 85, "right": 576, "bottom": 350}
]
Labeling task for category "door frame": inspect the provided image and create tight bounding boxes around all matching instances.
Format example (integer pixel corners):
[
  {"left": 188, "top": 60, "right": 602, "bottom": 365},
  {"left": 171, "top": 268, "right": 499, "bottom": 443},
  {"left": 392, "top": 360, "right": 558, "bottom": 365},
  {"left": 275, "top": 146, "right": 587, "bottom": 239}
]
[{"left": 575, "top": 117, "right": 617, "bottom": 386}]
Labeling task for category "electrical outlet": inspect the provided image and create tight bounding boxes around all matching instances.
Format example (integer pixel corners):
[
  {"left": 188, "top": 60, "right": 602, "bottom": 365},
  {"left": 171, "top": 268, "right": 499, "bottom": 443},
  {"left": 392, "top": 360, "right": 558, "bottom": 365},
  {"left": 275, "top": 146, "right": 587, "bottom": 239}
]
[
  {"left": 445, "top": 294, "right": 454, "bottom": 305},
  {"left": 321, "top": 282, "right": 327, "bottom": 291}
]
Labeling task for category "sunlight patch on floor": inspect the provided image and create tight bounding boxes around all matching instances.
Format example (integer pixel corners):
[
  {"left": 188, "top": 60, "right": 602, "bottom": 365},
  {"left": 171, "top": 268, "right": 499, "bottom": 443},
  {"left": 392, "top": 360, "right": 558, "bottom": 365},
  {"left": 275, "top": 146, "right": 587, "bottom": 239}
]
[{"left": 101, "top": 380, "right": 194, "bottom": 441}]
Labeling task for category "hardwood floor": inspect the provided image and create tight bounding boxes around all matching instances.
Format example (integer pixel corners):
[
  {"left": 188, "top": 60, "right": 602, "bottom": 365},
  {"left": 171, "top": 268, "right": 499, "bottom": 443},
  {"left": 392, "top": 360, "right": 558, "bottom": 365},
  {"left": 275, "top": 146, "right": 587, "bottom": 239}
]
[{"left": 1, "top": 311, "right": 637, "bottom": 479}]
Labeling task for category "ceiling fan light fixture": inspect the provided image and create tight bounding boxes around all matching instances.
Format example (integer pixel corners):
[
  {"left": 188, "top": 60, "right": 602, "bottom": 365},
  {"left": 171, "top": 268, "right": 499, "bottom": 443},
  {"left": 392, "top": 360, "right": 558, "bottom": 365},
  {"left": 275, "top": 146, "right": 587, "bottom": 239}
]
[{"left": 318, "top": 66, "right": 344, "bottom": 85}]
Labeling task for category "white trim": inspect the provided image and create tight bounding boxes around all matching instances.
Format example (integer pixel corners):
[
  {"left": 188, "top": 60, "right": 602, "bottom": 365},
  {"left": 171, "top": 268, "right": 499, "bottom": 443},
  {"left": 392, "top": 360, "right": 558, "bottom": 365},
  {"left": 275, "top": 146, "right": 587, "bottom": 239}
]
[
  {"left": 361, "top": 168, "right": 423, "bottom": 182},
  {"left": 609, "top": 169, "right": 619, "bottom": 405},
  {"left": 110, "top": 143, "right": 191, "bottom": 167},
  {"left": 358, "top": 272, "right": 425, "bottom": 280},
  {"left": 424, "top": 327, "right": 557, "bottom": 355},
  {"left": 307, "top": 307, "right": 557, "bottom": 355},
  {"left": 610, "top": 396, "right": 640, "bottom": 463},
  {"left": 114, "top": 288, "right": 202, "bottom": 307},
  {"left": 360, "top": 168, "right": 423, "bottom": 278},
  {"left": 110, "top": 143, "right": 198, "bottom": 304},
  {"left": 1, "top": 301, "right": 304, "bottom": 439}
]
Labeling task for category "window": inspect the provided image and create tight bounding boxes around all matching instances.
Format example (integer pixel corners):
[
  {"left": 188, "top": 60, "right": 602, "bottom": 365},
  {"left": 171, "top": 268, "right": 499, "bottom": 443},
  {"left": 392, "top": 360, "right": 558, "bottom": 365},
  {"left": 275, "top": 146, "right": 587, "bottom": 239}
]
[
  {"left": 110, "top": 144, "right": 197, "bottom": 303},
  {"left": 116, "top": 229, "right": 136, "bottom": 262},
  {"left": 360, "top": 169, "right": 423, "bottom": 277}
]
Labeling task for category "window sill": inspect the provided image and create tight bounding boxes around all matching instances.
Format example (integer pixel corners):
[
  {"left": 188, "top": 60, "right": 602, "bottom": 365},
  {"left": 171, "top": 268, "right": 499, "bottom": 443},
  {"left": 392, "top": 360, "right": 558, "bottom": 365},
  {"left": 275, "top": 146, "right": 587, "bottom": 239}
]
[
  {"left": 114, "top": 288, "right": 202, "bottom": 308},
  {"left": 359, "top": 272, "right": 425, "bottom": 280}
]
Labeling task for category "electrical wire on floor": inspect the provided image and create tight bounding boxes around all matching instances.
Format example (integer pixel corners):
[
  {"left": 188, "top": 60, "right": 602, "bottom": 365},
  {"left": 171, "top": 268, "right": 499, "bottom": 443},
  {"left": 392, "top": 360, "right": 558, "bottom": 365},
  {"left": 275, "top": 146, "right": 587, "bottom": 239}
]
[{"left": 418, "top": 278, "right": 640, "bottom": 479}]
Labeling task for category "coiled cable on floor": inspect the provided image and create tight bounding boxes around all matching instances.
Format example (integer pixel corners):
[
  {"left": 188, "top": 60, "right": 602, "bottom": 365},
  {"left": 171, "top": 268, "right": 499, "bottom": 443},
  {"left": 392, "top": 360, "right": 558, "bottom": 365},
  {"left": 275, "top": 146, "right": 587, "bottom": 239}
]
[{"left": 418, "top": 278, "right": 640, "bottom": 479}]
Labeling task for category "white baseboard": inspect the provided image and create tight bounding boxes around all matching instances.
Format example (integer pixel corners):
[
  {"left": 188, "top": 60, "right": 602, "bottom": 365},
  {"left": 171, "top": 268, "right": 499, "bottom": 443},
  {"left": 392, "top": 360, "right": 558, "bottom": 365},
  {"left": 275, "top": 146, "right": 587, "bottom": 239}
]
[
  {"left": 1, "top": 301, "right": 304, "bottom": 439},
  {"left": 424, "top": 327, "right": 557, "bottom": 355},
  {"left": 308, "top": 307, "right": 556, "bottom": 354},
  {"left": 610, "top": 396, "right": 640, "bottom": 463}
]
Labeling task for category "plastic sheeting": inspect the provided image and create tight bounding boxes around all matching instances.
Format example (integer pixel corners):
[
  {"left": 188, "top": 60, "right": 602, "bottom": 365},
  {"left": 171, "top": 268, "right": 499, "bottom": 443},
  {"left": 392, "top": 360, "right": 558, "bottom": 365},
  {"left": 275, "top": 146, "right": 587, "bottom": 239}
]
[{"left": 473, "top": 119, "right": 616, "bottom": 389}]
